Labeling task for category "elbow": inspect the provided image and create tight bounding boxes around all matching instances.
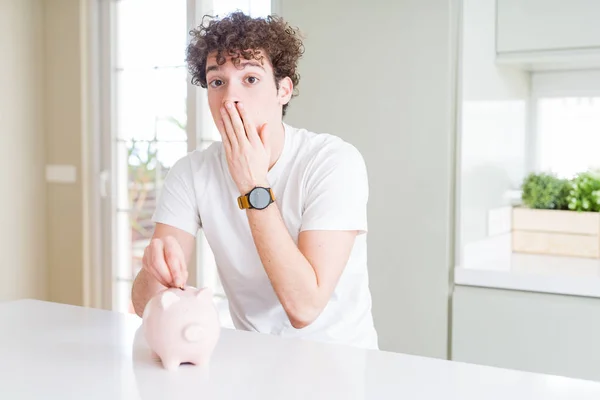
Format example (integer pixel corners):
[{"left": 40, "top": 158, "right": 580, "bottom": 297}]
[
  {"left": 287, "top": 305, "right": 322, "bottom": 329},
  {"left": 290, "top": 317, "right": 313, "bottom": 330}
]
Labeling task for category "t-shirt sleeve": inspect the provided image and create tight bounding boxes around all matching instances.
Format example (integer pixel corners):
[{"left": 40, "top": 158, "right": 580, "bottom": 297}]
[
  {"left": 300, "top": 142, "right": 369, "bottom": 234},
  {"left": 151, "top": 155, "right": 201, "bottom": 236}
]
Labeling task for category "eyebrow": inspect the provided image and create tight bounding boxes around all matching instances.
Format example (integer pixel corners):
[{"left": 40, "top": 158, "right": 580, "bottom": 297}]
[{"left": 206, "top": 60, "right": 265, "bottom": 74}]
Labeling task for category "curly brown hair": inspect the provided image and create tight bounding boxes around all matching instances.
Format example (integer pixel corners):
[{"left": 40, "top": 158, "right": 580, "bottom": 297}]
[{"left": 186, "top": 11, "right": 304, "bottom": 117}]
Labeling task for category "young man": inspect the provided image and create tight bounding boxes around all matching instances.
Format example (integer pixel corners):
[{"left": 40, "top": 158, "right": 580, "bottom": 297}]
[{"left": 131, "top": 12, "right": 378, "bottom": 350}]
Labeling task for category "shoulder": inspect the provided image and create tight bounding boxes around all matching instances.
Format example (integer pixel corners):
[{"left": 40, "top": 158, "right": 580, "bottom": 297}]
[
  {"left": 286, "top": 123, "right": 366, "bottom": 169},
  {"left": 168, "top": 141, "right": 223, "bottom": 176}
]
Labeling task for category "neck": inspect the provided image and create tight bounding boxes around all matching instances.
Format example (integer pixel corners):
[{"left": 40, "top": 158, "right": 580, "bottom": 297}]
[{"left": 268, "top": 121, "right": 286, "bottom": 170}]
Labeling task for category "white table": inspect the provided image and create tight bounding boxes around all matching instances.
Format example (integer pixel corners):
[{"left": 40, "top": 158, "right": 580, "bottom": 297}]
[{"left": 2, "top": 299, "right": 600, "bottom": 399}]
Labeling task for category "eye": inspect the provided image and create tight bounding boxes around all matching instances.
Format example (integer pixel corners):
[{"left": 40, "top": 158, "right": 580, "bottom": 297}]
[
  {"left": 209, "top": 79, "right": 224, "bottom": 88},
  {"left": 246, "top": 76, "right": 259, "bottom": 84}
]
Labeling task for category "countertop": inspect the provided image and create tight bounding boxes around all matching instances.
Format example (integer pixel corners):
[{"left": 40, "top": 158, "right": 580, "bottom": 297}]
[
  {"left": 2, "top": 299, "right": 600, "bottom": 399},
  {"left": 455, "top": 234, "right": 600, "bottom": 298}
]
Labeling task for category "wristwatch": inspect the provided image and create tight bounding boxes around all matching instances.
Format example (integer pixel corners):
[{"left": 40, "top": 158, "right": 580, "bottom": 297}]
[{"left": 237, "top": 186, "right": 275, "bottom": 210}]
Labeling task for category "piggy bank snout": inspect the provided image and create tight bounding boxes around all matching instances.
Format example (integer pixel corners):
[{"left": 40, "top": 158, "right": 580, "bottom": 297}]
[{"left": 183, "top": 324, "right": 204, "bottom": 343}]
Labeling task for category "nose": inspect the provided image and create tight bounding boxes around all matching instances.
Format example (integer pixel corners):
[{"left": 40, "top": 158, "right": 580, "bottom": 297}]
[
  {"left": 222, "top": 98, "right": 240, "bottom": 108},
  {"left": 222, "top": 84, "right": 242, "bottom": 107}
]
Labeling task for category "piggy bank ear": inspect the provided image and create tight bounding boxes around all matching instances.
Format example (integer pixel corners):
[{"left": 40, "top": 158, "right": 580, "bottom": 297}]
[
  {"left": 160, "top": 291, "right": 180, "bottom": 310},
  {"left": 196, "top": 287, "right": 213, "bottom": 301}
]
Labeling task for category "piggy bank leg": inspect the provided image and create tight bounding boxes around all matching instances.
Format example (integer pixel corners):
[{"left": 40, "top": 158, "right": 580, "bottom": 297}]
[
  {"left": 192, "top": 357, "right": 209, "bottom": 368},
  {"left": 161, "top": 356, "right": 181, "bottom": 371}
]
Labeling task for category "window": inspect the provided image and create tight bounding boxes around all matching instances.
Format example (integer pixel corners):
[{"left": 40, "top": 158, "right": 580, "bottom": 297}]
[
  {"left": 110, "top": 0, "right": 189, "bottom": 315},
  {"left": 536, "top": 97, "right": 600, "bottom": 179},
  {"left": 532, "top": 70, "right": 600, "bottom": 179},
  {"left": 101, "top": 0, "right": 271, "bottom": 324}
]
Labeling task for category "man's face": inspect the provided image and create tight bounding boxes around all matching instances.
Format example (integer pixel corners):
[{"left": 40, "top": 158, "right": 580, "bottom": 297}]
[{"left": 205, "top": 50, "right": 287, "bottom": 131}]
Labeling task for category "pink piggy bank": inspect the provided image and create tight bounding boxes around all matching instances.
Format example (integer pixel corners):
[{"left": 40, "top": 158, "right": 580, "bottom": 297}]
[{"left": 142, "top": 286, "right": 221, "bottom": 370}]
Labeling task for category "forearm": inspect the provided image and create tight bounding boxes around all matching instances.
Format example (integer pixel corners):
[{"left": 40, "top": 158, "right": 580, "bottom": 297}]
[
  {"left": 131, "top": 268, "right": 167, "bottom": 318},
  {"left": 246, "top": 203, "right": 322, "bottom": 328}
]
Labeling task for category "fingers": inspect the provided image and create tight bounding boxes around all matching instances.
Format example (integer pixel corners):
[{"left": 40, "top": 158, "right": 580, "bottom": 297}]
[
  {"left": 236, "top": 102, "right": 261, "bottom": 146},
  {"left": 225, "top": 101, "right": 247, "bottom": 145},
  {"left": 220, "top": 104, "right": 239, "bottom": 153},
  {"left": 145, "top": 239, "right": 172, "bottom": 287},
  {"left": 216, "top": 118, "right": 232, "bottom": 156},
  {"left": 163, "top": 236, "right": 188, "bottom": 288},
  {"left": 143, "top": 237, "right": 187, "bottom": 288}
]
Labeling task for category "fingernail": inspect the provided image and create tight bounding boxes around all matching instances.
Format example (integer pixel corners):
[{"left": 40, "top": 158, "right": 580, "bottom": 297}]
[
  {"left": 226, "top": 102, "right": 233, "bottom": 109},
  {"left": 237, "top": 102, "right": 244, "bottom": 109}
]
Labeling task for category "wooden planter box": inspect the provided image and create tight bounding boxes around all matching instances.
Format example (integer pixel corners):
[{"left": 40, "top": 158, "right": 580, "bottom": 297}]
[{"left": 512, "top": 207, "right": 600, "bottom": 259}]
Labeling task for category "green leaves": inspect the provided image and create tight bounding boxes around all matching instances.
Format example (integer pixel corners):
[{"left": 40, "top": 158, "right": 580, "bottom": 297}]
[
  {"left": 521, "top": 170, "right": 600, "bottom": 212},
  {"left": 521, "top": 172, "right": 570, "bottom": 210},
  {"left": 567, "top": 171, "right": 600, "bottom": 212}
]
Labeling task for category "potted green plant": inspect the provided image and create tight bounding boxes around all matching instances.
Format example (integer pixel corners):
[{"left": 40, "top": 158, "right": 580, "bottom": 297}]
[
  {"left": 512, "top": 171, "right": 600, "bottom": 259},
  {"left": 566, "top": 170, "right": 600, "bottom": 212}
]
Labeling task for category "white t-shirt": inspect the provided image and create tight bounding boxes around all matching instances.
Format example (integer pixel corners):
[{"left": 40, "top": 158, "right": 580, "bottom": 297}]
[{"left": 152, "top": 122, "right": 379, "bottom": 350}]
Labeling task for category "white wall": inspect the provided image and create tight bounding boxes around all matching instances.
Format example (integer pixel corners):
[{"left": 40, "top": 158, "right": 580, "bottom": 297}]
[
  {"left": 458, "top": 0, "right": 530, "bottom": 268},
  {"left": 0, "top": 0, "right": 47, "bottom": 301},
  {"left": 453, "top": 285, "right": 600, "bottom": 382},
  {"left": 279, "top": 0, "right": 458, "bottom": 358}
]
